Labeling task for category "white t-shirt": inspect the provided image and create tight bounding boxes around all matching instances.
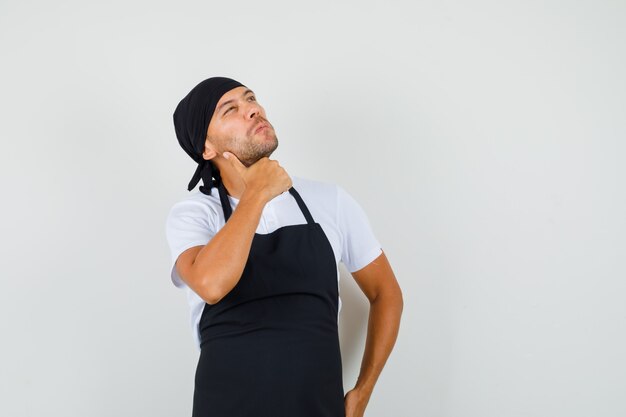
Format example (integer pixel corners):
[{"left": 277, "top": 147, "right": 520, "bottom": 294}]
[{"left": 165, "top": 175, "right": 382, "bottom": 349}]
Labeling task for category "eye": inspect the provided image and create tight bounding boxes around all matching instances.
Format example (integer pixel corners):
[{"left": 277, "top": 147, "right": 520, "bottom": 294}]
[{"left": 224, "top": 96, "right": 255, "bottom": 116}]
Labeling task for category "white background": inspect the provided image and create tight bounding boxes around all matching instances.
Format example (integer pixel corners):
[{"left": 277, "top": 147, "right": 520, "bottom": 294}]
[{"left": 1, "top": 1, "right": 625, "bottom": 416}]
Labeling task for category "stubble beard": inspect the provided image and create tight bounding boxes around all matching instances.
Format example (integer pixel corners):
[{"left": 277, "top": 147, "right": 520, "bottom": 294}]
[{"left": 232, "top": 131, "right": 279, "bottom": 167}]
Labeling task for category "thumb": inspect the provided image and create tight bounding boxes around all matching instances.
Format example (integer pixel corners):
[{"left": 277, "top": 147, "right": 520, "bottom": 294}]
[{"left": 223, "top": 151, "right": 246, "bottom": 175}]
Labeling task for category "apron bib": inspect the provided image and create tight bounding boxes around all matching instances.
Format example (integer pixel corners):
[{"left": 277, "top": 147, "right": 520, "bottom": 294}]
[{"left": 192, "top": 181, "right": 345, "bottom": 417}]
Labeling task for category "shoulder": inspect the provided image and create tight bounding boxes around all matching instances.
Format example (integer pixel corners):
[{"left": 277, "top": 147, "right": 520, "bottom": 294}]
[
  {"left": 291, "top": 175, "right": 362, "bottom": 207},
  {"left": 291, "top": 174, "right": 334, "bottom": 190},
  {"left": 165, "top": 190, "right": 221, "bottom": 224},
  {"left": 290, "top": 175, "right": 366, "bottom": 214},
  {"left": 290, "top": 175, "right": 341, "bottom": 207}
]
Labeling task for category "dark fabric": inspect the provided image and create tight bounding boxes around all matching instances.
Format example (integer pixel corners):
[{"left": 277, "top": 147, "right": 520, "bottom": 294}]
[
  {"left": 173, "top": 77, "right": 247, "bottom": 195},
  {"left": 192, "top": 185, "right": 345, "bottom": 417}
]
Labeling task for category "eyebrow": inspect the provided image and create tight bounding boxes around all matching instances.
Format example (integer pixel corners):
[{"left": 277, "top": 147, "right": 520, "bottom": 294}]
[{"left": 216, "top": 88, "right": 255, "bottom": 114}]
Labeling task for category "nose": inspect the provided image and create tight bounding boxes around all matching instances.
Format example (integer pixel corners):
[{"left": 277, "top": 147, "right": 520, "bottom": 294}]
[{"left": 246, "top": 101, "right": 262, "bottom": 119}]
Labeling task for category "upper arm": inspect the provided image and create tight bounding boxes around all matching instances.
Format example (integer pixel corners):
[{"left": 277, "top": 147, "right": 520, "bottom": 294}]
[
  {"left": 334, "top": 185, "right": 401, "bottom": 303},
  {"left": 336, "top": 185, "right": 383, "bottom": 273},
  {"left": 165, "top": 201, "right": 217, "bottom": 289},
  {"left": 175, "top": 245, "right": 205, "bottom": 287},
  {"left": 351, "top": 249, "right": 402, "bottom": 304}
]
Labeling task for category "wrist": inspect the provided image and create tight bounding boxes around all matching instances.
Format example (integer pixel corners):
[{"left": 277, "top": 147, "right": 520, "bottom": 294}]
[
  {"left": 240, "top": 188, "right": 269, "bottom": 206},
  {"left": 353, "top": 381, "right": 374, "bottom": 398}
]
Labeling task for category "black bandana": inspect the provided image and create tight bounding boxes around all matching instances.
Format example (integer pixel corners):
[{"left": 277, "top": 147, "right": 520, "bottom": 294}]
[{"left": 173, "top": 76, "right": 246, "bottom": 195}]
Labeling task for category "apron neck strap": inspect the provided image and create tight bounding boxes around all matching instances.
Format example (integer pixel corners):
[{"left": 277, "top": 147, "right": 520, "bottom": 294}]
[{"left": 287, "top": 187, "right": 314, "bottom": 225}]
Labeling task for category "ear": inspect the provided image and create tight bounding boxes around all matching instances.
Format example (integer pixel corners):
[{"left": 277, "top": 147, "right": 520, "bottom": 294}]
[{"left": 203, "top": 139, "right": 218, "bottom": 160}]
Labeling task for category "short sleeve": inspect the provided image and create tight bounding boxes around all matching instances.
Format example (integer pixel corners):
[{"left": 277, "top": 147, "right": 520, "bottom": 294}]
[
  {"left": 336, "top": 185, "right": 383, "bottom": 273},
  {"left": 165, "top": 200, "right": 217, "bottom": 288}
]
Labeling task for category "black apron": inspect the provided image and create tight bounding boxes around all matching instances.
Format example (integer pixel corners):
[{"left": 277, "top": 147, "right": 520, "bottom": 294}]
[{"left": 192, "top": 181, "right": 345, "bottom": 417}]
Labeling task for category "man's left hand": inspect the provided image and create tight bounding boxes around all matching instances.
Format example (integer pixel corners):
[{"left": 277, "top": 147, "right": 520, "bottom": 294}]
[{"left": 344, "top": 387, "right": 370, "bottom": 417}]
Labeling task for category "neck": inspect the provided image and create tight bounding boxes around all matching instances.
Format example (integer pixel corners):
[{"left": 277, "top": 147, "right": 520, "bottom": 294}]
[{"left": 211, "top": 157, "right": 246, "bottom": 200}]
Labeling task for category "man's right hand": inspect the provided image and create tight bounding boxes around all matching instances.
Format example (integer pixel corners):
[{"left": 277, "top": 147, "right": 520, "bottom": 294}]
[{"left": 223, "top": 152, "right": 292, "bottom": 202}]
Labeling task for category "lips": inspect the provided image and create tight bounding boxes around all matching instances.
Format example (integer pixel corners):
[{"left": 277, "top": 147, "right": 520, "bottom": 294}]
[{"left": 254, "top": 122, "right": 269, "bottom": 133}]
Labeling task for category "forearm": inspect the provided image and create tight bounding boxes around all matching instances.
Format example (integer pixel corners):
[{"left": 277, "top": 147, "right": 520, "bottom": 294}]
[
  {"left": 353, "top": 290, "right": 403, "bottom": 396},
  {"left": 193, "top": 189, "right": 267, "bottom": 303}
]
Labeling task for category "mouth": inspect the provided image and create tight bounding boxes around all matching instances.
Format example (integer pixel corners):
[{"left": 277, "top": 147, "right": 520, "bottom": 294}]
[{"left": 254, "top": 122, "right": 269, "bottom": 134}]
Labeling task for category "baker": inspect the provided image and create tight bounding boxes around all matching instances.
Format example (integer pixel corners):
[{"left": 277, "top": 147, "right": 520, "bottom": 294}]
[{"left": 166, "top": 76, "right": 403, "bottom": 417}]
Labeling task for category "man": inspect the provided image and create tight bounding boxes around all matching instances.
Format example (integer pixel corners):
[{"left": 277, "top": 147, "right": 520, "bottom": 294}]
[{"left": 166, "top": 76, "right": 403, "bottom": 417}]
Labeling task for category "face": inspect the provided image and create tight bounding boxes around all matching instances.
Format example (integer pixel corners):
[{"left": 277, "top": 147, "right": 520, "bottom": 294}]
[{"left": 203, "top": 86, "right": 278, "bottom": 167}]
